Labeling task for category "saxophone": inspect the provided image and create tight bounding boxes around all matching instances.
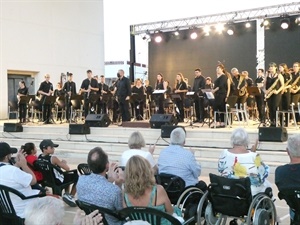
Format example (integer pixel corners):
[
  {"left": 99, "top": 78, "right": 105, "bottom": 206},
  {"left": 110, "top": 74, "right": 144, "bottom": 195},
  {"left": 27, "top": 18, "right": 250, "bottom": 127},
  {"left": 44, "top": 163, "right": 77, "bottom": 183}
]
[
  {"left": 290, "top": 75, "right": 300, "bottom": 94},
  {"left": 265, "top": 78, "right": 279, "bottom": 100},
  {"left": 237, "top": 75, "right": 247, "bottom": 96},
  {"left": 282, "top": 75, "right": 292, "bottom": 93}
]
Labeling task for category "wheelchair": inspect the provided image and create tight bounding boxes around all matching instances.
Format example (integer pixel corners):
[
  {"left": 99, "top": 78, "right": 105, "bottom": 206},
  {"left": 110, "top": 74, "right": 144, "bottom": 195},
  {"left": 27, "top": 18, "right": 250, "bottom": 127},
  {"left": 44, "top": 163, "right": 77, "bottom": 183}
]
[
  {"left": 278, "top": 189, "right": 300, "bottom": 225},
  {"left": 197, "top": 173, "right": 277, "bottom": 225}
]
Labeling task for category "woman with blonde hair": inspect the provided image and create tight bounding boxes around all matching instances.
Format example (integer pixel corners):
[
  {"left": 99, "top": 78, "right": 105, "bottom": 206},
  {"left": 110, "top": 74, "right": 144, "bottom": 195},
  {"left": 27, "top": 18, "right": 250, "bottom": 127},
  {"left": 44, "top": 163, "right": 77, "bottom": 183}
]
[{"left": 123, "top": 156, "right": 182, "bottom": 225}]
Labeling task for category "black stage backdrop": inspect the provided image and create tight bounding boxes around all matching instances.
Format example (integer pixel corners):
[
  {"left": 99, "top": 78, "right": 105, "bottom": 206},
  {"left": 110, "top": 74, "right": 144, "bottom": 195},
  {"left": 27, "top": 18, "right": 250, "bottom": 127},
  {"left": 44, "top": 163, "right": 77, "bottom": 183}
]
[
  {"left": 265, "top": 15, "right": 300, "bottom": 69},
  {"left": 148, "top": 21, "right": 257, "bottom": 86}
]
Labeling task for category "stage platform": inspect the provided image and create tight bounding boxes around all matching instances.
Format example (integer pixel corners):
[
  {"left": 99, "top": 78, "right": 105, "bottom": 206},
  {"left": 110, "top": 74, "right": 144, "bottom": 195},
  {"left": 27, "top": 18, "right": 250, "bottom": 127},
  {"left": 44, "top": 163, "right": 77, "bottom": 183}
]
[{"left": 0, "top": 118, "right": 297, "bottom": 173}]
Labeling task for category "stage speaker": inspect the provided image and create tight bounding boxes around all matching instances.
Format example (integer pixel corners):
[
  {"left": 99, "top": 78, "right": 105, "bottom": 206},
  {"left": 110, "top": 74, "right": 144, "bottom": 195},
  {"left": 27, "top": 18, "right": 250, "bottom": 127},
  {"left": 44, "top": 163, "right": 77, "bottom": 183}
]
[
  {"left": 85, "top": 114, "right": 111, "bottom": 127},
  {"left": 69, "top": 124, "right": 90, "bottom": 135},
  {"left": 3, "top": 123, "right": 23, "bottom": 132},
  {"left": 258, "top": 127, "right": 288, "bottom": 142},
  {"left": 161, "top": 125, "right": 185, "bottom": 138},
  {"left": 149, "top": 114, "right": 178, "bottom": 129}
]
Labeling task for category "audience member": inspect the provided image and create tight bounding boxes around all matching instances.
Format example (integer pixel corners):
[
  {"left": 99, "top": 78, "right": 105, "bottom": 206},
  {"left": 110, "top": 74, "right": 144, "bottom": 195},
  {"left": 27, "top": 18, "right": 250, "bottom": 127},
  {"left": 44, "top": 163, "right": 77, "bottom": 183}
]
[
  {"left": 124, "top": 156, "right": 183, "bottom": 225},
  {"left": 22, "top": 142, "right": 44, "bottom": 191},
  {"left": 120, "top": 131, "right": 157, "bottom": 173},
  {"left": 77, "top": 147, "right": 124, "bottom": 225},
  {"left": 24, "top": 196, "right": 103, "bottom": 225},
  {"left": 275, "top": 134, "right": 300, "bottom": 224},
  {"left": 218, "top": 128, "right": 271, "bottom": 196},
  {"left": 158, "top": 128, "right": 203, "bottom": 188},
  {"left": 0, "top": 142, "right": 40, "bottom": 219},
  {"left": 38, "top": 139, "right": 78, "bottom": 207}
]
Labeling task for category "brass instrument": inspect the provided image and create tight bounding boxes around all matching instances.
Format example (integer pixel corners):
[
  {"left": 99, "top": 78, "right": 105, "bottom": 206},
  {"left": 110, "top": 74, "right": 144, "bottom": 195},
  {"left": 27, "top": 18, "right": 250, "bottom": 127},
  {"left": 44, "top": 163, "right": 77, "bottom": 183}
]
[
  {"left": 290, "top": 75, "right": 300, "bottom": 94},
  {"left": 237, "top": 74, "right": 247, "bottom": 96},
  {"left": 282, "top": 75, "right": 292, "bottom": 93},
  {"left": 265, "top": 78, "right": 279, "bottom": 100}
]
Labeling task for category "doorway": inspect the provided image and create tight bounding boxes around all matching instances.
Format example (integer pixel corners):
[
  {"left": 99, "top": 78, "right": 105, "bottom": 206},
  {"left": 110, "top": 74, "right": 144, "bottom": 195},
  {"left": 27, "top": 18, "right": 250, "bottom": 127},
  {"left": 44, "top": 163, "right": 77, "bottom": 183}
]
[{"left": 7, "top": 75, "right": 35, "bottom": 104}]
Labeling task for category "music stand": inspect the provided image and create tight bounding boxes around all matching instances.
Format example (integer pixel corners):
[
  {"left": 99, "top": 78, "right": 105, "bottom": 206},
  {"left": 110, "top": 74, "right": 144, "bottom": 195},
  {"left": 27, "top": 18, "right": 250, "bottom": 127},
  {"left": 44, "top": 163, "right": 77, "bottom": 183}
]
[
  {"left": 201, "top": 90, "right": 214, "bottom": 127},
  {"left": 88, "top": 93, "right": 100, "bottom": 114},
  {"left": 71, "top": 94, "right": 84, "bottom": 123},
  {"left": 101, "top": 92, "right": 112, "bottom": 114},
  {"left": 247, "top": 86, "right": 261, "bottom": 97},
  {"left": 42, "top": 95, "right": 57, "bottom": 124},
  {"left": 152, "top": 90, "right": 166, "bottom": 113},
  {"left": 169, "top": 93, "right": 181, "bottom": 116},
  {"left": 131, "top": 93, "right": 146, "bottom": 120},
  {"left": 184, "top": 92, "right": 200, "bottom": 128}
]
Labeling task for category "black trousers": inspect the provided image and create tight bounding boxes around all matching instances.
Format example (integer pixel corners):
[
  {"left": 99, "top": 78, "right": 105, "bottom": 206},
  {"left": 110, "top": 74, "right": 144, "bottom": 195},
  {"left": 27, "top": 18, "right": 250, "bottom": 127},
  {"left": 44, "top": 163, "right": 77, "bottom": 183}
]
[
  {"left": 279, "top": 91, "right": 291, "bottom": 126},
  {"left": 213, "top": 94, "right": 226, "bottom": 123},
  {"left": 267, "top": 93, "right": 281, "bottom": 124},
  {"left": 291, "top": 93, "right": 300, "bottom": 122},
  {"left": 118, "top": 96, "right": 131, "bottom": 122},
  {"left": 194, "top": 97, "right": 204, "bottom": 121},
  {"left": 18, "top": 103, "right": 27, "bottom": 122},
  {"left": 42, "top": 104, "right": 51, "bottom": 122},
  {"left": 255, "top": 94, "right": 265, "bottom": 122},
  {"left": 134, "top": 101, "right": 144, "bottom": 120}
]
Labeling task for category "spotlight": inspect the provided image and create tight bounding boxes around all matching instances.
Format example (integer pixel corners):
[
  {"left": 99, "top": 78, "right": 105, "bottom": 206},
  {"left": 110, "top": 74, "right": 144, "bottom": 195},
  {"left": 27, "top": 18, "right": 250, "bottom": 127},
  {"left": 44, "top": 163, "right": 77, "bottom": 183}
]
[
  {"left": 280, "top": 18, "right": 290, "bottom": 29},
  {"left": 296, "top": 17, "right": 300, "bottom": 25},
  {"left": 227, "top": 26, "right": 234, "bottom": 35},
  {"left": 142, "top": 34, "right": 151, "bottom": 42},
  {"left": 215, "top": 23, "right": 224, "bottom": 34},
  {"left": 190, "top": 31, "right": 197, "bottom": 39},
  {"left": 174, "top": 31, "right": 179, "bottom": 36},
  {"left": 203, "top": 25, "right": 210, "bottom": 36},
  {"left": 260, "top": 19, "right": 270, "bottom": 29},
  {"left": 245, "top": 22, "right": 251, "bottom": 28},
  {"left": 154, "top": 35, "right": 162, "bottom": 43}
]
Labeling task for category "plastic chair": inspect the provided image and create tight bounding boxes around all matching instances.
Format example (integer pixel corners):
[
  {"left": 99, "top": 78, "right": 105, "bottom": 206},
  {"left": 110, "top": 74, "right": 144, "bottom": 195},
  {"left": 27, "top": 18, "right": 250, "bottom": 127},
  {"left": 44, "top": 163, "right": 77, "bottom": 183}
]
[
  {"left": 8, "top": 100, "right": 19, "bottom": 120},
  {"left": 155, "top": 173, "right": 185, "bottom": 204},
  {"left": 278, "top": 189, "right": 300, "bottom": 225},
  {"left": 0, "top": 184, "right": 45, "bottom": 225},
  {"left": 197, "top": 173, "right": 277, "bottom": 225},
  {"left": 276, "top": 102, "right": 298, "bottom": 129},
  {"left": 214, "top": 95, "right": 238, "bottom": 128},
  {"left": 119, "top": 206, "right": 184, "bottom": 225},
  {"left": 76, "top": 200, "right": 122, "bottom": 225},
  {"left": 77, "top": 163, "right": 91, "bottom": 175},
  {"left": 33, "top": 160, "right": 78, "bottom": 196}
]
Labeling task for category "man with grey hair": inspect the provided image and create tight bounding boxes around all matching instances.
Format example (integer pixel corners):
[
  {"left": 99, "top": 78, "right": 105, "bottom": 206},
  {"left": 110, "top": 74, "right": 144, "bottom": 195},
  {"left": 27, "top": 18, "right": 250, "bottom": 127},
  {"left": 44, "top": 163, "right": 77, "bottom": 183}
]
[
  {"left": 157, "top": 127, "right": 202, "bottom": 187},
  {"left": 275, "top": 134, "right": 300, "bottom": 223}
]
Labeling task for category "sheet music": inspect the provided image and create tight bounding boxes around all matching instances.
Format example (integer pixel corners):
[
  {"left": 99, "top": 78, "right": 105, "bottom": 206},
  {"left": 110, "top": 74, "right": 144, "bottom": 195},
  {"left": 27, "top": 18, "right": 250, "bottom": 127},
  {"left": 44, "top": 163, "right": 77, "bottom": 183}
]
[
  {"left": 153, "top": 90, "right": 166, "bottom": 94},
  {"left": 186, "top": 92, "right": 195, "bottom": 95},
  {"left": 205, "top": 92, "right": 215, "bottom": 99}
]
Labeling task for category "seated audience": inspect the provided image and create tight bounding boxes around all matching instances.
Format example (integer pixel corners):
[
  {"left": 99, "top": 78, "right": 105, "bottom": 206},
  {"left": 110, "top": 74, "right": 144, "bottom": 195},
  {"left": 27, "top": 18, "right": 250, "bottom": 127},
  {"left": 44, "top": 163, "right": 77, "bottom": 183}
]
[
  {"left": 24, "top": 196, "right": 103, "bottom": 225},
  {"left": 22, "top": 142, "right": 44, "bottom": 191},
  {"left": 218, "top": 127, "right": 271, "bottom": 196},
  {"left": 0, "top": 142, "right": 40, "bottom": 219},
  {"left": 158, "top": 127, "right": 203, "bottom": 188},
  {"left": 120, "top": 131, "right": 157, "bottom": 173},
  {"left": 38, "top": 139, "right": 78, "bottom": 207},
  {"left": 124, "top": 156, "right": 183, "bottom": 225},
  {"left": 77, "top": 147, "right": 124, "bottom": 225},
  {"left": 275, "top": 134, "right": 300, "bottom": 224}
]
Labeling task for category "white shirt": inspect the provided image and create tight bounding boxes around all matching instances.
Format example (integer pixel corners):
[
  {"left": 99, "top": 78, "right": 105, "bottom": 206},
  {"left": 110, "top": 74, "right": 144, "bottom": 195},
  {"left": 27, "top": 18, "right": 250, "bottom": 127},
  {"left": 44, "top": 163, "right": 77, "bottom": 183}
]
[
  {"left": 120, "top": 149, "right": 156, "bottom": 168},
  {"left": 0, "top": 163, "right": 40, "bottom": 218}
]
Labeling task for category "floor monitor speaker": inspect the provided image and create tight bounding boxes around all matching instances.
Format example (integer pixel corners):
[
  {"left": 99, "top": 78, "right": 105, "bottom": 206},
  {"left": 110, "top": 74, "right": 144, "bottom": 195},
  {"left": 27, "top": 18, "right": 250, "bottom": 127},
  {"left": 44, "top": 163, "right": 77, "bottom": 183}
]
[
  {"left": 85, "top": 114, "right": 111, "bottom": 127},
  {"left": 69, "top": 124, "right": 90, "bottom": 135},
  {"left": 258, "top": 127, "right": 288, "bottom": 142},
  {"left": 161, "top": 125, "right": 185, "bottom": 138},
  {"left": 3, "top": 123, "right": 23, "bottom": 132},
  {"left": 149, "top": 114, "right": 178, "bottom": 129}
]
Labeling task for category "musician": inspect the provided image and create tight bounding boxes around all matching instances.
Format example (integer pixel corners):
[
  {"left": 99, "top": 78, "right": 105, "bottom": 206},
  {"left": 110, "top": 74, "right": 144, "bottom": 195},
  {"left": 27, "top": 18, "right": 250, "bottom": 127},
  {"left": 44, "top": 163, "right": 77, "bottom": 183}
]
[
  {"left": 115, "top": 69, "right": 131, "bottom": 122},
  {"left": 205, "top": 77, "right": 214, "bottom": 89},
  {"left": 255, "top": 69, "right": 265, "bottom": 124},
  {"left": 264, "top": 62, "right": 284, "bottom": 127},
  {"left": 154, "top": 73, "right": 167, "bottom": 114},
  {"left": 173, "top": 73, "right": 188, "bottom": 122},
  {"left": 17, "top": 80, "right": 29, "bottom": 123},
  {"left": 290, "top": 62, "right": 300, "bottom": 123},
  {"left": 231, "top": 68, "right": 247, "bottom": 120},
  {"left": 80, "top": 70, "right": 99, "bottom": 117},
  {"left": 144, "top": 80, "right": 153, "bottom": 101},
  {"left": 109, "top": 79, "right": 119, "bottom": 123},
  {"left": 38, "top": 74, "right": 54, "bottom": 124},
  {"left": 244, "top": 71, "right": 254, "bottom": 87},
  {"left": 98, "top": 75, "right": 110, "bottom": 114},
  {"left": 192, "top": 68, "right": 206, "bottom": 123},
  {"left": 279, "top": 63, "right": 292, "bottom": 127},
  {"left": 184, "top": 78, "right": 192, "bottom": 91},
  {"left": 212, "top": 64, "right": 228, "bottom": 128},
  {"left": 62, "top": 73, "right": 76, "bottom": 122},
  {"left": 131, "top": 78, "right": 145, "bottom": 120},
  {"left": 54, "top": 82, "right": 63, "bottom": 97}
]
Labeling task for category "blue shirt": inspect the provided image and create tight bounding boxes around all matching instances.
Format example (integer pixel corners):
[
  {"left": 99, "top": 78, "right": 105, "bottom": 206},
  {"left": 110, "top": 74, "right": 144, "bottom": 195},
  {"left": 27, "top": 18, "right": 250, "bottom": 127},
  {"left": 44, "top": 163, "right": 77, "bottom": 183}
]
[
  {"left": 77, "top": 173, "right": 123, "bottom": 225},
  {"left": 158, "top": 145, "right": 201, "bottom": 187}
]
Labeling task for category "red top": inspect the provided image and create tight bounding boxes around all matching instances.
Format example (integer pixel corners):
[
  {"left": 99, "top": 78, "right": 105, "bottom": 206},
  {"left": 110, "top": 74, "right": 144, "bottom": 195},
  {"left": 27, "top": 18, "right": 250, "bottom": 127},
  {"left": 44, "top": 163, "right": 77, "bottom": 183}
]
[{"left": 26, "top": 155, "right": 43, "bottom": 182}]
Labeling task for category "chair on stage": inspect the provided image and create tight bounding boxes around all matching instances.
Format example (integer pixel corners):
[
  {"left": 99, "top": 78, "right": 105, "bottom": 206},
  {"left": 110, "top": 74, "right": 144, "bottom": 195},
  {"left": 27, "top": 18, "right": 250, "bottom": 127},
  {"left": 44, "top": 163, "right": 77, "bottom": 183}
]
[
  {"left": 70, "top": 94, "right": 84, "bottom": 123},
  {"left": 276, "top": 102, "right": 298, "bottom": 129},
  {"left": 214, "top": 95, "right": 238, "bottom": 128},
  {"left": 55, "top": 96, "right": 66, "bottom": 122},
  {"left": 28, "top": 96, "right": 43, "bottom": 122},
  {"left": 8, "top": 100, "right": 19, "bottom": 120}
]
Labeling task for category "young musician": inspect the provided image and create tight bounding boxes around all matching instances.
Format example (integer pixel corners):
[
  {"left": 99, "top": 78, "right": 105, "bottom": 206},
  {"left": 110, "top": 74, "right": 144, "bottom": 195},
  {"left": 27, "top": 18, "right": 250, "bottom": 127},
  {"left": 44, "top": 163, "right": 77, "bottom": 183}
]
[
  {"left": 174, "top": 73, "right": 187, "bottom": 122},
  {"left": 290, "top": 62, "right": 300, "bottom": 123},
  {"left": 62, "top": 73, "right": 76, "bottom": 122},
  {"left": 154, "top": 73, "right": 167, "bottom": 114},
  {"left": 17, "top": 80, "right": 29, "bottom": 123},
  {"left": 38, "top": 74, "right": 54, "bottom": 124},
  {"left": 264, "top": 62, "right": 284, "bottom": 127},
  {"left": 192, "top": 68, "right": 206, "bottom": 123},
  {"left": 131, "top": 78, "right": 145, "bottom": 120},
  {"left": 255, "top": 69, "right": 265, "bottom": 125},
  {"left": 80, "top": 70, "right": 99, "bottom": 117}
]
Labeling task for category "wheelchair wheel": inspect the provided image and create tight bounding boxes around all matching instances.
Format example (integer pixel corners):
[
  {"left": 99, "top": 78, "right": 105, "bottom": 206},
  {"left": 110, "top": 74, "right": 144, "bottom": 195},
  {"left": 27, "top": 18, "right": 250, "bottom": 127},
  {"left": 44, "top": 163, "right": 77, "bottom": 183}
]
[
  {"left": 247, "top": 194, "right": 277, "bottom": 225},
  {"left": 197, "top": 191, "right": 209, "bottom": 225}
]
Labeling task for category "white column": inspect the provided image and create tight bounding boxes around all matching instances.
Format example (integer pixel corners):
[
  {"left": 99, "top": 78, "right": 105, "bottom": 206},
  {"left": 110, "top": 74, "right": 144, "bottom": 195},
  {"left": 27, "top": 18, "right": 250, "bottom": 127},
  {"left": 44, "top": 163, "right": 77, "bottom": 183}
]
[{"left": 256, "top": 19, "right": 265, "bottom": 72}]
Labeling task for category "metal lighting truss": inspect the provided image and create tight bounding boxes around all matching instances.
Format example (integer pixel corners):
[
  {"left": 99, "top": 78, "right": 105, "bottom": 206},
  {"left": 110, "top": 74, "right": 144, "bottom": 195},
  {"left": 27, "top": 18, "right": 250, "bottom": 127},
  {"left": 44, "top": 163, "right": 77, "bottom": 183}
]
[{"left": 131, "top": 2, "right": 300, "bottom": 35}]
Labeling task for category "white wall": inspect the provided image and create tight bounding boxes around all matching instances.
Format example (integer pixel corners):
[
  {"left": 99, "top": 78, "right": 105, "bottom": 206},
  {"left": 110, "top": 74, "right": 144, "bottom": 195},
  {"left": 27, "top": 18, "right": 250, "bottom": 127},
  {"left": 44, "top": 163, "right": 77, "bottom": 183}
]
[{"left": 0, "top": 0, "right": 104, "bottom": 119}]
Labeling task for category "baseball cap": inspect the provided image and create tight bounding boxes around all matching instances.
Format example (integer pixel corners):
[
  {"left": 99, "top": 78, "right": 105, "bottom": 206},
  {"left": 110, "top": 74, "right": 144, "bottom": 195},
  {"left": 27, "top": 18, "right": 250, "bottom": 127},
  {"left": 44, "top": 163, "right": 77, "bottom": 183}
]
[
  {"left": 0, "top": 142, "right": 18, "bottom": 158},
  {"left": 39, "top": 139, "right": 59, "bottom": 150}
]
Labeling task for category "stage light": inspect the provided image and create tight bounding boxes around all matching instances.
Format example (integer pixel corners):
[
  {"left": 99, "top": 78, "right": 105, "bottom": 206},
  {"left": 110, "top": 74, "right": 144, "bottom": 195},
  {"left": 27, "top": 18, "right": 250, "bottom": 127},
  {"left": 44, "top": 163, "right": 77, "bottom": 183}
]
[
  {"left": 190, "top": 31, "right": 197, "bottom": 39},
  {"left": 142, "top": 34, "right": 151, "bottom": 42},
  {"left": 216, "top": 23, "right": 224, "bottom": 34},
  {"left": 296, "top": 17, "right": 300, "bottom": 25},
  {"left": 245, "top": 22, "right": 251, "bottom": 28},
  {"left": 260, "top": 19, "right": 270, "bottom": 27},
  {"left": 280, "top": 18, "right": 290, "bottom": 29},
  {"left": 227, "top": 25, "right": 234, "bottom": 35},
  {"left": 154, "top": 35, "right": 162, "bottom": 43},
  {"left": 174, "top": 30, "right": 179, "bottom": 36},
  {"left": 203, "top": 25, "right": 210, "bottom": 36}
]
